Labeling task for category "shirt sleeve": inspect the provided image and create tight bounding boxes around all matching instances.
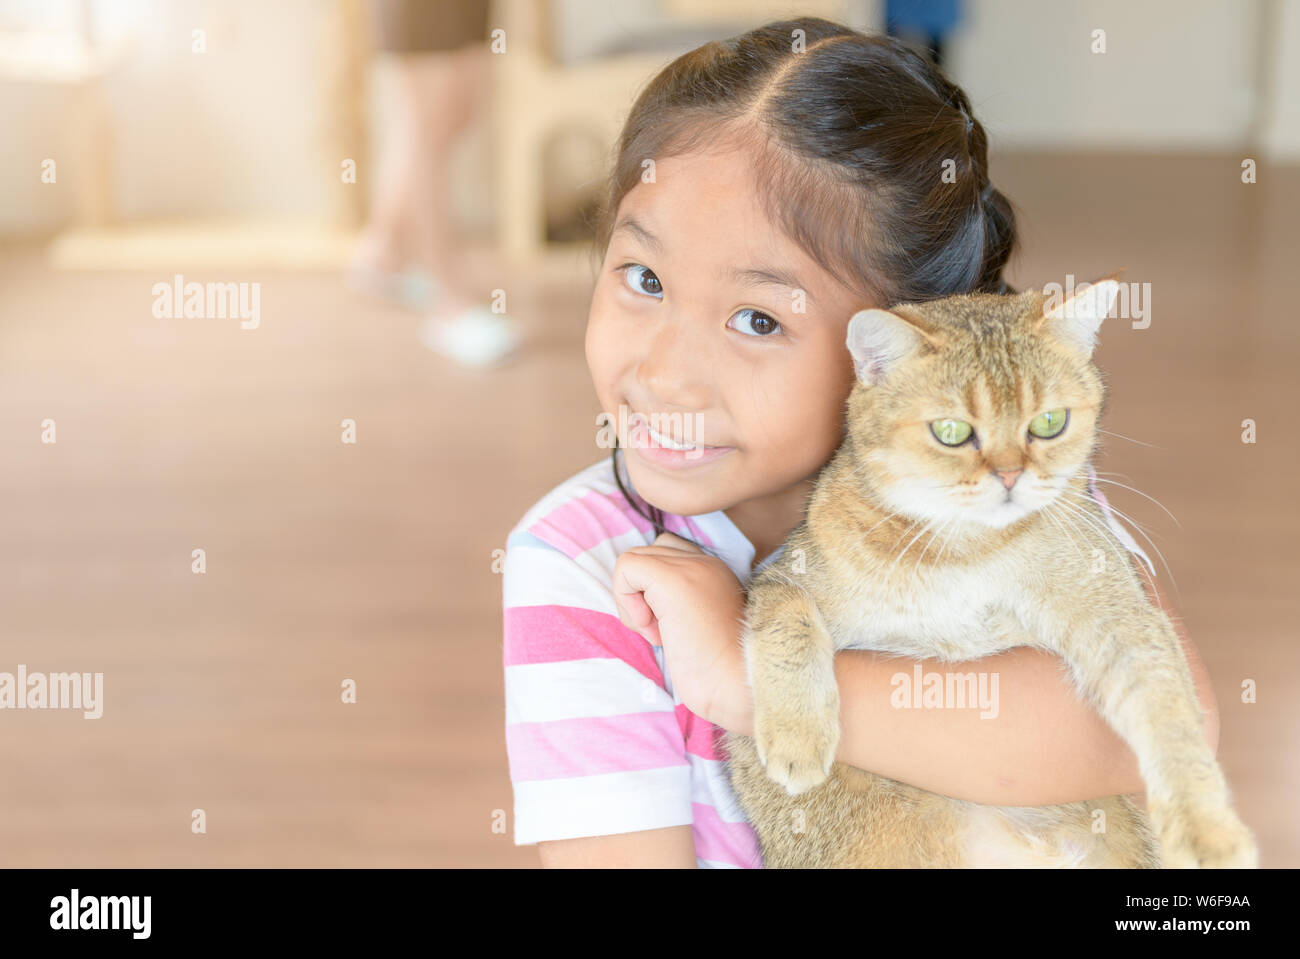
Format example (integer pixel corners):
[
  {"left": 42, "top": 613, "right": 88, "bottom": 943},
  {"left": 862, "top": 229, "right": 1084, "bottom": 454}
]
[
  {"left": 501, "top": 527, "right": 694, "bottom": 846},
  {"left": 1085, "top": 464, "right": 1156, "bottom": 577}
]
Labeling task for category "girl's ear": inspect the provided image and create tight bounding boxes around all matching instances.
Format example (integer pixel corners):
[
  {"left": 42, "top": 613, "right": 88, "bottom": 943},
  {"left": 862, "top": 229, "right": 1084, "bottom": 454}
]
[
  {"left": 1039, "top": 276, "right": 1121, "bottom": 356},
  {"left": 846, "top": 308, "right": 933, "bottom": 385}
]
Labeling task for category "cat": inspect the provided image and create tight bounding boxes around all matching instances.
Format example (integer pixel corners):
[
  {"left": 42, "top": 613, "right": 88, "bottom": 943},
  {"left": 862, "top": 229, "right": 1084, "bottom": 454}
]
[{"left": 723, "top": 277, "right": 1258, "bottom": 868}]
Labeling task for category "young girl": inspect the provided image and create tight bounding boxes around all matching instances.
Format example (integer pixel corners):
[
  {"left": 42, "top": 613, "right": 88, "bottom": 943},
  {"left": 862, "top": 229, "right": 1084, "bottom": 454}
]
[{"left": 501, "top": 18, "right": 1218, "bottom": 868}]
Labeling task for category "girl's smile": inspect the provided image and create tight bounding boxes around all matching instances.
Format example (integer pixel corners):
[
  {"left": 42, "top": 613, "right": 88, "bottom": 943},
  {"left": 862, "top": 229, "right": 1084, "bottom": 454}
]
[{"left": 626, "top": 415, "right": 736, "bottom": 471}]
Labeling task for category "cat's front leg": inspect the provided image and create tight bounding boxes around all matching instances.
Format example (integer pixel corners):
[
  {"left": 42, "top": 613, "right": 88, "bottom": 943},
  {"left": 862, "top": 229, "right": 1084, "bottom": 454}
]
[
  {"left": 1056, "top": 608, "right": 1257, "bottom": 868},
  {"left": 744, "top": 578, "right": 840, "bottom": 796}
]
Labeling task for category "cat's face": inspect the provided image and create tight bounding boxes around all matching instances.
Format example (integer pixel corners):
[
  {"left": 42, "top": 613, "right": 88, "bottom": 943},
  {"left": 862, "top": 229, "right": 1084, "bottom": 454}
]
[{"left": 844, "top": 281, "right": 1119, "bottom": 530}]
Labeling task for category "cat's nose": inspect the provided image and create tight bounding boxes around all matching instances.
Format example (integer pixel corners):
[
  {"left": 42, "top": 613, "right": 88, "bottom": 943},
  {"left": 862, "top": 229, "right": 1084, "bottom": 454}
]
[{"left": 994, "top": 468, "right": 1023, "bottom": 490}]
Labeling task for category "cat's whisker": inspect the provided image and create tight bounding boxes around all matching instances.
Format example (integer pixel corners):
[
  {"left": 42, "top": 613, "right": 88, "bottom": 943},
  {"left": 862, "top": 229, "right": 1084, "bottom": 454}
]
[
  {"left": 880, "top": 516, "right": 927, "bottom": 581},
  {"left": 930, "top": 522, "right": 955, "bottom": 568},
  {"left": 861, "top": 509, "right": 904, "bottom": 538},
  {"left": 1078, "top": 498, "right": 1172, "bottom": 576},
  {"left": 1050, "top": 495, "right": 1140, "bottom": 571},
  {"left": 885, "top": 518, "right": 938, "bottom": 582},
  {"left": 1041, "top": 500, "right": 1088, "bottom": 562},
  {"left": 913, "top": 515, "right": 958, "bottom": 579},
  {"left": 933, "top": 510, "right": 977, "bottom": 568},
  {"left": 1088, "top": 477, "right": 1182, "bottom": 528},
  {"left": 1057, "top": 487, "right": 1177, "bottom": 591},
  {"left": 1046, "top": 508, "right": 1098, "bottom": 577},
  {"left": 1052, "top": 493, "right": 1164, "bottom": 595},
  {"left": 888, "top": 516, "right": 926, "bottom": 552},
  {"left": 893, "top": 520, "right": 935, "bottom": 568},
  {"left": 1089, "top": 468, "right": 1139, "bottom": 490},
  {"left": 1097, "top": 428, "right": 1163, "bottom": 449}
]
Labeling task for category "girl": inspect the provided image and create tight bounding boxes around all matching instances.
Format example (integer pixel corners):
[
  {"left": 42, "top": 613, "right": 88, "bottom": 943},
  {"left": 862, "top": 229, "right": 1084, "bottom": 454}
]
[{"left": 501, "top": 18, "right": 1217, "bottom": 868}]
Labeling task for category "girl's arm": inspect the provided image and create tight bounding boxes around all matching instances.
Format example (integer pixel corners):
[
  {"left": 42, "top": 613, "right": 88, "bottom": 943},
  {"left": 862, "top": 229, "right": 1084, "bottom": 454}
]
[
  {"left": 717, "top": 568, "right": 1219, "bottom": 807},
  {"left": 538, "top": 825, "right": 698, "bottom": 868}
]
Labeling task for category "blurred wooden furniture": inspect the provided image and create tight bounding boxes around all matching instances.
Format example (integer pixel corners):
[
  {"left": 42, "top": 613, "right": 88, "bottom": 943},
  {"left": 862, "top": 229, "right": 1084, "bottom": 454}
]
[
  {"left": 490, "top": 0, "right": 851, "bottom": 266},
  {"left": 31, "top": 0, "right": 368, "bottom": 271},
  {"left": 0, "top": 30, "right": 130, "bottom": 227}
]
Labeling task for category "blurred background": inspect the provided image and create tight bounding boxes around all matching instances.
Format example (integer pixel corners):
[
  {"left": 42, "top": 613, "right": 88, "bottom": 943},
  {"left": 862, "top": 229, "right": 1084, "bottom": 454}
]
[{"left": 0, "top": 0, "right": 1296, "bottom": 867}]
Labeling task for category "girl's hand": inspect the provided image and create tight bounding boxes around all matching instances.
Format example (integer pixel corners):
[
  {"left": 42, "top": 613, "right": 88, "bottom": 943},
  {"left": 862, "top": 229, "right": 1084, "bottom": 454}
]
[{"left": 612, "top": 532, "right": 749, "bottom": 728}]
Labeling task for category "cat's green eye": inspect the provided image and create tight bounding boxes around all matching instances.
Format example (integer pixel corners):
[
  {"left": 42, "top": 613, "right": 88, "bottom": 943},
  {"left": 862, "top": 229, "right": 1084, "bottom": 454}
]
[
  {"left": 930, "top": 418, "right": 973, "bottom": 446},
  {"left": 1028, "top": 409, "right": 1069, "bottom": 439}
]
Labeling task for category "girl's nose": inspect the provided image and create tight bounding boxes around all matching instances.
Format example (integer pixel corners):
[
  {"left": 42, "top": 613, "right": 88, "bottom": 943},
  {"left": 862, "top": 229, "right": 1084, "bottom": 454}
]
[{"left": 636, "top": 314, "right": 713, "bottom": 411}]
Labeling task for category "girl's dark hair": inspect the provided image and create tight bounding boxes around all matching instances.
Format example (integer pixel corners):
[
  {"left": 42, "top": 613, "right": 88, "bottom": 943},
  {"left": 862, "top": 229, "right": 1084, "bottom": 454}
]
[{"left": 597, "top": 17, "right": 1020, "bottom": 542}]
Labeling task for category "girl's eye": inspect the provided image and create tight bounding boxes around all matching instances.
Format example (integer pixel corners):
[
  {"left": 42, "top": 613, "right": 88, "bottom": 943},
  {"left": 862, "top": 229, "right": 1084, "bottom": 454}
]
[
  {"left": 620, "top": 264, "right": 663, "bottom": 298},
  {"left": 729, "top": 308, "right": 783, "bottom": 337}
]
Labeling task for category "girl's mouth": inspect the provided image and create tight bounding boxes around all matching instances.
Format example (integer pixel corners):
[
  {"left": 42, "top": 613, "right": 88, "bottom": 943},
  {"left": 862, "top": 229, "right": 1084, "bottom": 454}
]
[{"left": 627, "top": 417, "right": 735, "bottom": 470}]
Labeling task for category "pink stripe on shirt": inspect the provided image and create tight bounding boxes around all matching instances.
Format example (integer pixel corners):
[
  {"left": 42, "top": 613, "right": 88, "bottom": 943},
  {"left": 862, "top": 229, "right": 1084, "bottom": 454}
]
[
  {"left": 503, "top": 604, "right": 662, "bottom": 685},
  {"left": 505, "top": 711, "right": 686, "bottom": 781},
  {"left": 528, "top": 490, "right": 655, "bottom": 557},
  {"left": 526, "top": 489, "right": 720, "bottom": 559},
  {"left": 676, "top": 702, "right": 726, "bottom": 761},
  {"left": 691, "top": 802, "right": 762, "bottom": 868}
]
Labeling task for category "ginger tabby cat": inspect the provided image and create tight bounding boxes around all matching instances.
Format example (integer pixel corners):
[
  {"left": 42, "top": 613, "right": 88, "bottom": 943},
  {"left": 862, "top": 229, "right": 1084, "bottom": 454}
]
[{"left": 724, "top": 277, "right": 1257, "bottom": 868}]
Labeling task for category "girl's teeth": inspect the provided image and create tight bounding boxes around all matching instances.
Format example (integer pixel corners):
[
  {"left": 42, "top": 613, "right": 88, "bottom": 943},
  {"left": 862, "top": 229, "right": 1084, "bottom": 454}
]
[{"left": 645, "top": 424, "right": 697, "bottom": 450}]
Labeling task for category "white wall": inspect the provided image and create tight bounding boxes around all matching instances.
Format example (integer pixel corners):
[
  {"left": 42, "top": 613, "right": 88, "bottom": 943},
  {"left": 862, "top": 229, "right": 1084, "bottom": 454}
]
[
  {"left": 1261, "top": 0, "right": 1300, "bottom": 158},
  {"left": 947, "top": 0, "right": 1261, "bottom": 151},
  {"left": 0, "top": 0, "right": 347, "bottom": 236},
  {"left": 1, "top": 0, "right": 1297, "bottom": 239},
  {"left": 546, "top": 0, "right": 1282, "bottom": 155}
]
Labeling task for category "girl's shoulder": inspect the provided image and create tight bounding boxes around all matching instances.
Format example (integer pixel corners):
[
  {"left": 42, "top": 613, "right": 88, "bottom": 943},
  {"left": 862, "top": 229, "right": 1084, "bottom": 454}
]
[
  {"left": 505, "top": 457, "right": 649, "bottom": 579},
  {"left": 505, "top": 456, "right": 728, "bottom": 574},
  {"left": 502, "top": 456, "right": 746, "bottom": 611},
  {"left": 503, "top": 457, "right": 655, "bottom": 620},
  {"left": 508, "top": 457, "right": 633, "bottom": 548}
]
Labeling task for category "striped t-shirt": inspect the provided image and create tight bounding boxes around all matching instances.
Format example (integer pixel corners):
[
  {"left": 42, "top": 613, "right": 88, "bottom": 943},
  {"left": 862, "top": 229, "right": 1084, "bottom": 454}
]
[{"left": 501, "top": 456, "right": 1153, "bottom": 868}]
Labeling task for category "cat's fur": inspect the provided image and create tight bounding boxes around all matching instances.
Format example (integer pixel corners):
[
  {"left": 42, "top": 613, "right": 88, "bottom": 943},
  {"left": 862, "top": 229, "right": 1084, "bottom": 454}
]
[{"left": 724, "top": 278, "right": 1257, "bottom": 868}]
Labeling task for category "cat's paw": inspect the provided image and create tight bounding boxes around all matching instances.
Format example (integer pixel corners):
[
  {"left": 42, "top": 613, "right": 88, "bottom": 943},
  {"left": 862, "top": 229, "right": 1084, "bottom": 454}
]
[
  {"left": 753, "top": 705, "right": 840, "bottom": 797},
  {"left": 1151, "top": 799, "right": 1259, "bottom": 868}
]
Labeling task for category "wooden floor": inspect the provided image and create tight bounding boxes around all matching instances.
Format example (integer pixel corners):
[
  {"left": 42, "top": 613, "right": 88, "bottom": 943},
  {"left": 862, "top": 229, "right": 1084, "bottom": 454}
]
[{"left": 0, "top": 151, "right": 1296, "bottom": 867}]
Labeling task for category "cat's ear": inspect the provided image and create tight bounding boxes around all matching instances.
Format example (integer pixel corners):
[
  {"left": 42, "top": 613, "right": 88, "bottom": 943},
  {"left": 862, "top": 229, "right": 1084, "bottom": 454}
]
[
  {"left": 1039, "top": 276, "right": 1121, "bottom": 356},
  {"left": 846, "top": 308, "right": 931, "bottom": 385}
]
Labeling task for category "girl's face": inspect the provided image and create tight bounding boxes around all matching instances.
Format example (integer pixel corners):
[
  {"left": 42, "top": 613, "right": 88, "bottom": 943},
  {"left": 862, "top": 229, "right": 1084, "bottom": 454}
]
[{"left": 586, "top": 146, "right": 869, "bottom": 527}]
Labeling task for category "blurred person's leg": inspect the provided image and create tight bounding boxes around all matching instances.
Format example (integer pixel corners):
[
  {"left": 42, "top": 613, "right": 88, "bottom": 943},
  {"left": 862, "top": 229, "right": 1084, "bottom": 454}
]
[
  {"left": 413, "top": 39, "right": 521, "bottom": 366},
  {"left": 349, "top": 0, "right": 493, "bottom": 311},
  {"left": 406, "top": 43, "right": 490, "bottom": 283},
  {"left": 349, "top": 55, "right": 432, "bottom": 303}
]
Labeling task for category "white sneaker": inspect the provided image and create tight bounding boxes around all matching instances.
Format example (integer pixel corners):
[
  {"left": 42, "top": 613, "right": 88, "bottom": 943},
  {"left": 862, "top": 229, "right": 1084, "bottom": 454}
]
[{"left": 418, "top": 307, "right": 522, "bottom": 368}]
